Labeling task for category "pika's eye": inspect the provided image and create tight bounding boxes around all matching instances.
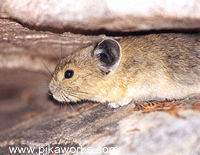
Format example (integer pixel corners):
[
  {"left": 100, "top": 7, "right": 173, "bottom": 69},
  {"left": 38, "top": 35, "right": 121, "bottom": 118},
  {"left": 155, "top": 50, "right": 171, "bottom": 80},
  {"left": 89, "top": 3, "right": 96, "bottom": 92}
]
[{"left": 64, "top": 70, "right": 74, "bottom": 79}]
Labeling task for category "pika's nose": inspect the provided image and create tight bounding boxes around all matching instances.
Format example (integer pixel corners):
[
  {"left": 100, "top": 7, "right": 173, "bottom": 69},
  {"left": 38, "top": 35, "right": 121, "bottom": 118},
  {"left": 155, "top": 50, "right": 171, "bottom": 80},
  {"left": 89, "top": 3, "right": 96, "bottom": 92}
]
[
  {"left": 48, "top": 79, "right": 57, "bottom": 94},
  {"left": 49, "top": 79, "right": 62, "bottom": 95}
]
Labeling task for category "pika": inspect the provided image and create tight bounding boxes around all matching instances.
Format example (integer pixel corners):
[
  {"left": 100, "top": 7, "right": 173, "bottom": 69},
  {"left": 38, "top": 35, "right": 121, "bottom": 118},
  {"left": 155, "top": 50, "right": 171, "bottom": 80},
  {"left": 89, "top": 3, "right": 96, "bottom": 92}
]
[{"left": 49, "top": 33, "right": 200, "bottom": 108}]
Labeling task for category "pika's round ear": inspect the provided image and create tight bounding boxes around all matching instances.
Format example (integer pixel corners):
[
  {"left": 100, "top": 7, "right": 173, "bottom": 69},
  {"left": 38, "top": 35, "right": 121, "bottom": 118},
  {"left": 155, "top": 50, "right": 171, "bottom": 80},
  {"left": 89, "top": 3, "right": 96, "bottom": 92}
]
[{"left": 93, "top": 38, "right": 121, "bottom": 72}]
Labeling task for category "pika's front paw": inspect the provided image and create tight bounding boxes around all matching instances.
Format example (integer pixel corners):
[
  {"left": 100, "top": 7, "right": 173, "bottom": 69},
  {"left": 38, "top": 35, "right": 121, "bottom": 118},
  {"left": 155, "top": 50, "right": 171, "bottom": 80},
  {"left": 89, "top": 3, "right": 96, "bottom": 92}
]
[{"left": 108, "top": 101, "right": 133, "bottom": 108}]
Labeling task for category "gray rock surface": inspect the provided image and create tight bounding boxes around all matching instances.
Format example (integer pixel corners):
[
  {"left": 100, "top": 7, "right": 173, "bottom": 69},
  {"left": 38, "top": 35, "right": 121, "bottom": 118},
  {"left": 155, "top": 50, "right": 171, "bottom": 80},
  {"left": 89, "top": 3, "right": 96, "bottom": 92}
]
[
  {"left": 1, "top": 0, "right": 200, "bottom": 32},
  {"left": 0, "top": 100, "right": 200, "bottom": 155}
]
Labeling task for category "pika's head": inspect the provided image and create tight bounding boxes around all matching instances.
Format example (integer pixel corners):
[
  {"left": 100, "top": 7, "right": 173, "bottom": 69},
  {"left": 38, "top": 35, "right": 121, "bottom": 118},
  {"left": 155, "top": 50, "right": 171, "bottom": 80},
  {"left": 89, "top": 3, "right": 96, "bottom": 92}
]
[{"left": 49, "top": 39, "right": 122, "bottom": 103}]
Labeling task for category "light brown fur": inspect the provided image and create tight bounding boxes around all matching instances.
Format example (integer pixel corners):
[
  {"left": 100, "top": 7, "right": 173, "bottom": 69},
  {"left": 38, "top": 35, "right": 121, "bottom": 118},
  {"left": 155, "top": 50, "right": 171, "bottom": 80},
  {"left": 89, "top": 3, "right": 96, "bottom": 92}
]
[{"left": 49, "top": 33, "right": 200, "bottom": 108}]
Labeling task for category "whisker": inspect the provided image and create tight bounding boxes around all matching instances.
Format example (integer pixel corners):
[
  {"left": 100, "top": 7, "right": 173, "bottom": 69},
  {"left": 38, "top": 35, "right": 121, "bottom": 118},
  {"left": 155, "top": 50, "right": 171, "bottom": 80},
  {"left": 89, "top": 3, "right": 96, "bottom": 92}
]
[
  {"left": 62, "top": 90, "right": 82, "bottom": 103},
  {"left": 60, "top": 37, "right": 63, "bottom": 60},
  {"left": 61, "top": 92, "right": 71, "bottom": 102},
  {"left": 41, "top": 60, "right": 53, "bottom": 78},
  {"left": 41, "top": 72, "right": 51, "bottom": 80},
  {"left": 69, "top": 93, "right": 81, "bottom": 100},
  {"left": 61, "top": 93, "right": 75, "bottom": 112},
  {"left": 60, "top": 103, "right": 64, "bottom": 108},
  {"left": 58, "top": 100, "right": 64, "bottom": 108},
  {"left": 61, "top": 89, "right": 83, "bottom": 107},
  {"left": 76, "top": 90, "right": 90, "bottom": 95}
]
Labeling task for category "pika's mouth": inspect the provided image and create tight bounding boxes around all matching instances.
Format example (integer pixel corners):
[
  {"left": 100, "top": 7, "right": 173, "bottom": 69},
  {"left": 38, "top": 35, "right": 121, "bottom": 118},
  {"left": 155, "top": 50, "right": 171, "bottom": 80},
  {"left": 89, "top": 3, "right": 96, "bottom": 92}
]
[
  {"left": 49, "top": 79, "right": 81, "bottom": 103},
  {"left": 53, "top": 92, "right": 80, "bottom": 103}
]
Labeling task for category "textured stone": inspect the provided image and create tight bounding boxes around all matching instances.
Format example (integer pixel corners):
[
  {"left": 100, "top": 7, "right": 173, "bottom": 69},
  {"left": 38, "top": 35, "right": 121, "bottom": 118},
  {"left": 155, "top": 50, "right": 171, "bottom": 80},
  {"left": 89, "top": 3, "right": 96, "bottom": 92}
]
[
  {"left": 1, "top": 0, "right": 200, "bottom": 32},
  {"left": 0, "top": 101, "right": 200, "bottom": 155}
]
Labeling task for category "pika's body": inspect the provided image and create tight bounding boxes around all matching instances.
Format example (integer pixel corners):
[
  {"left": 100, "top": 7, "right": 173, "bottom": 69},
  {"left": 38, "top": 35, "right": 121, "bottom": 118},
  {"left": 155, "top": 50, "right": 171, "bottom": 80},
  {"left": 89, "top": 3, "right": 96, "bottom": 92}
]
[{"left": 49, "top": 33, "right": 200, "bottom": 108}]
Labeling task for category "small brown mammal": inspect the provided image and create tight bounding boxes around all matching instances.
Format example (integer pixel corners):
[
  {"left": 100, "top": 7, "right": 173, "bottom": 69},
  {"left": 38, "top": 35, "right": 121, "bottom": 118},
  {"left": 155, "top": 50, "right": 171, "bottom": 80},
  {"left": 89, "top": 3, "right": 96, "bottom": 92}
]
[{"left": 49, "top": 33, "right": 200, "bottom": 108}]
